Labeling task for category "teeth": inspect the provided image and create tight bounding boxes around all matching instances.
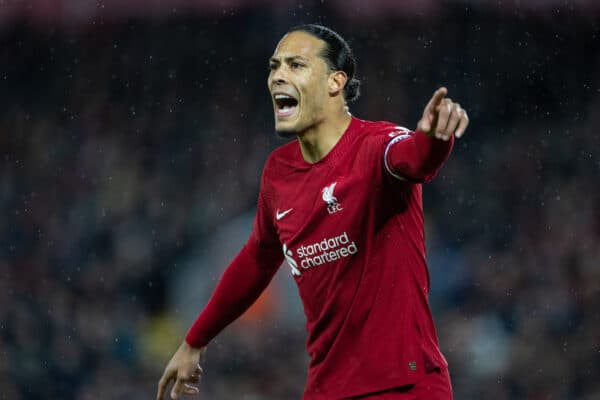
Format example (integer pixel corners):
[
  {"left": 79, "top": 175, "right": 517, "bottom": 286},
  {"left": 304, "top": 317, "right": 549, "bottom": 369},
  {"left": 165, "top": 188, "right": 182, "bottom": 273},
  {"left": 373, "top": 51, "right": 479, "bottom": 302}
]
[{"left": 275, "top": 94, "right": 293, "bottom": 100}]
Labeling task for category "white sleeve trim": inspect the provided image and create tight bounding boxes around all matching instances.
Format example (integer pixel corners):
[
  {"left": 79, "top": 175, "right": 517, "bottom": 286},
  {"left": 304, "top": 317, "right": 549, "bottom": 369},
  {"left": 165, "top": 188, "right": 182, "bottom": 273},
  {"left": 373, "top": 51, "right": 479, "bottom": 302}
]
[{"left": 383, "top": 133, "right": 412, "bottom": 180}]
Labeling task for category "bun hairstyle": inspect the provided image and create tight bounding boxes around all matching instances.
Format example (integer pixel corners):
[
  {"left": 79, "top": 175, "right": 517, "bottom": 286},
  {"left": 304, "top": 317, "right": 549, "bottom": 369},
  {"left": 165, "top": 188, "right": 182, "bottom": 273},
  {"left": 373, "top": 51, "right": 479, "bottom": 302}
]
[{"left": 288, "top": 24, "right": 361, "bottom": 103}]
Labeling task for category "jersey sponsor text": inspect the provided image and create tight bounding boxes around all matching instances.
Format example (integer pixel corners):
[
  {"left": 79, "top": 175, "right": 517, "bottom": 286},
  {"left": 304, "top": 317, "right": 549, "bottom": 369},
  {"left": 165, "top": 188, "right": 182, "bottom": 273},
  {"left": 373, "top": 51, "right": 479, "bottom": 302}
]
[{"left": 283, "top": 232, "right": 358, "bottom": 275}]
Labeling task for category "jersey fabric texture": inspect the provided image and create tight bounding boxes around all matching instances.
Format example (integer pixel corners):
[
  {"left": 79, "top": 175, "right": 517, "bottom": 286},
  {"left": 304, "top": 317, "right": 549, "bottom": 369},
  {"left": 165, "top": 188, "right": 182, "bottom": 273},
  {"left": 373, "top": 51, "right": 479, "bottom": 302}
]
[
  {"left": 350, "top": 367, "right": 453, "bottom": 399},
  {"left": 186, "top": 116, "right": 454, "bottom": 399}
]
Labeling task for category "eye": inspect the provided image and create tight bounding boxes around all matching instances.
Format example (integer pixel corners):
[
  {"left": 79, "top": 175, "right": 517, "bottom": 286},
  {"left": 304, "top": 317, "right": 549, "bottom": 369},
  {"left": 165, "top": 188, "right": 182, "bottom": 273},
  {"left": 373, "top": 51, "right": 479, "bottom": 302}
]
[
  {"left": 268, "top": 63, "right": 277, "bottom": 71},
  {"left": 291, "top": 61, "right": 304, "bottom": 69}
]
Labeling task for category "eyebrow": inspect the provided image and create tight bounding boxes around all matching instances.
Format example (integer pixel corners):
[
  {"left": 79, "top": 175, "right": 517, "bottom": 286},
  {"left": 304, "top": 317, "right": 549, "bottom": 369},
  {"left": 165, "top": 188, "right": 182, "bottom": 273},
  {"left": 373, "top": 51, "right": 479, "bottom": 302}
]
[{"left": 269, "top": 55, "right": 309, "bottom": 64}]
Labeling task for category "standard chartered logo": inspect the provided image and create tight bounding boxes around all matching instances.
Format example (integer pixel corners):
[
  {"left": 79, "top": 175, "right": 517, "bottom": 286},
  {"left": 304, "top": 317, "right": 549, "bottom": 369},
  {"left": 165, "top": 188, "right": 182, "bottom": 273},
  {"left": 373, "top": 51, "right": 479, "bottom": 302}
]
[
  {"left": 283, "top": 243, "right": 301, "bottom": 276},
  {"left": 282, "top": 232, "right": 358, "bottom": 276}
]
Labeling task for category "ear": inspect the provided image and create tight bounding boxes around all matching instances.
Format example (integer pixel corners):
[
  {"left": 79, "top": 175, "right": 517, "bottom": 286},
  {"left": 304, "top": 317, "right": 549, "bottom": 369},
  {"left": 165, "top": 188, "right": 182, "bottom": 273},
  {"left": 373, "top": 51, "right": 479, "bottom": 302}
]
[{"left": 328, "top": 71, "right": 348, "bottom": 97}]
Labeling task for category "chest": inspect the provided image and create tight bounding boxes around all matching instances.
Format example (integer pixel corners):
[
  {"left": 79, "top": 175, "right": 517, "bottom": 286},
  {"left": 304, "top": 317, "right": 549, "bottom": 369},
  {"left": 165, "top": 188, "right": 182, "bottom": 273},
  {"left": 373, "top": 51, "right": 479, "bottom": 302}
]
[{"left": 272, "top": 160, "right": 380, "bottom": 249}]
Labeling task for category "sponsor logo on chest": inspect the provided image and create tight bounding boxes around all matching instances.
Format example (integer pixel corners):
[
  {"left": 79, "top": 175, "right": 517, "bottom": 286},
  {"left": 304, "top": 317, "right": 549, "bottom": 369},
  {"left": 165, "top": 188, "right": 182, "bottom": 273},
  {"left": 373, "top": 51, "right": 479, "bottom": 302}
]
[{"left": 283, "top": 232, "right": 358, "bottom": 276}]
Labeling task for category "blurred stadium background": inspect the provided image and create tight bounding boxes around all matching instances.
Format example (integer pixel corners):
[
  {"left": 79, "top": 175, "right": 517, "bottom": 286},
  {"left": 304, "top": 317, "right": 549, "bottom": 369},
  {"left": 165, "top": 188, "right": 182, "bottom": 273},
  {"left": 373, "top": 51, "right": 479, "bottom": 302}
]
[{"left": 1, "top": 1, "right": 599, "bottom": 399}]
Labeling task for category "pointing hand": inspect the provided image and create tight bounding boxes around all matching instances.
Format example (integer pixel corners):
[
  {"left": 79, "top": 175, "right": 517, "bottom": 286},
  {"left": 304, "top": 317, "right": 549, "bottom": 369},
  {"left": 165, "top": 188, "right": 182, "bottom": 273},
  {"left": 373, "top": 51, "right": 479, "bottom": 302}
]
[{"left": 417, "top": 87, "right": 469, "bottom": 141}]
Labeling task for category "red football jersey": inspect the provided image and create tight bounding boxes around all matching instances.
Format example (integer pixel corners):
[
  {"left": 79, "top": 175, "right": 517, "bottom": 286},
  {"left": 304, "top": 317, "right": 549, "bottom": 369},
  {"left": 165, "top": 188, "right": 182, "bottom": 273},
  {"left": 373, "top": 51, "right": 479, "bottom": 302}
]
[{"left": 252, "top": 116, "right": 451, "bottom": 399}]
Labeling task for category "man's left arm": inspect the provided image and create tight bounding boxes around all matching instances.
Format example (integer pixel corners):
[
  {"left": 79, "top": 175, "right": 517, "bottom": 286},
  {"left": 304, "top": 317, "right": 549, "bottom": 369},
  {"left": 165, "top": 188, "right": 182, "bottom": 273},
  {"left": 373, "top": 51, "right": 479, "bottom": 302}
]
[{"left": 385, "top": 87, "right": 469, "bottom": 182}]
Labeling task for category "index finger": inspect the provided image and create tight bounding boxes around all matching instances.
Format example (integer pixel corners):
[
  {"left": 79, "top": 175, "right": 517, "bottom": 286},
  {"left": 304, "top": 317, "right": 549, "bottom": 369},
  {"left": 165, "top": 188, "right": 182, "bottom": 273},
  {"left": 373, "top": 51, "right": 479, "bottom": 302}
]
[
  {"left": 171, "top": 378, "right": 185, "bottom": 399},
  {"left": 157, "top": 374, "right": 171, "bottom": 400},
  {"left": 425, "top": 87, "right": 448, "bottom": 113}
]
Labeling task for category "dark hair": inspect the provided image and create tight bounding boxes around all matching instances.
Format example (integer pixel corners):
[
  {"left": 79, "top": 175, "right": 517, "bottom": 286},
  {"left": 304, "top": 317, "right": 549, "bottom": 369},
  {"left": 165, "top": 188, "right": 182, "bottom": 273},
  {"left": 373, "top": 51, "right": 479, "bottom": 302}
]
[{"left": 288, "top": 24, "right": 361, "bottom": 103}]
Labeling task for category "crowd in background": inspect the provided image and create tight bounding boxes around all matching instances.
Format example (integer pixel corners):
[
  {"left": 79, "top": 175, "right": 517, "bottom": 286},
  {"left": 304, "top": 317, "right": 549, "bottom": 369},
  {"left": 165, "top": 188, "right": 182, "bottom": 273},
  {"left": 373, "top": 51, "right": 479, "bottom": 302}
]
[{"left": 1, "top": 3, "right": 599, "bottom": 399}]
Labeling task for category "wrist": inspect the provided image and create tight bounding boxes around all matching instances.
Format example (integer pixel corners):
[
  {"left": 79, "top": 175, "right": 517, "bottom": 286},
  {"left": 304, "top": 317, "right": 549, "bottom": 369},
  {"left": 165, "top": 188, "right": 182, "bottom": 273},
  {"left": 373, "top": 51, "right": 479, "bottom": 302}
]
[
  {"left": 184, "top": 336, "right": 205, "bottom": 350},
  {"left": 181, "top": 340, "right": 206, "bottom": 356}
]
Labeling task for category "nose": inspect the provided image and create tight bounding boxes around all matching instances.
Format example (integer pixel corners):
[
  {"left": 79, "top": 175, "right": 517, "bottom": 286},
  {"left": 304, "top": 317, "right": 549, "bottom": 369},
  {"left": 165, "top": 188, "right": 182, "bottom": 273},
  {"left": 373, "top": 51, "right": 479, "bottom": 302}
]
[{"left": 269, "top": 66, "right": 287, "bottom": 87}]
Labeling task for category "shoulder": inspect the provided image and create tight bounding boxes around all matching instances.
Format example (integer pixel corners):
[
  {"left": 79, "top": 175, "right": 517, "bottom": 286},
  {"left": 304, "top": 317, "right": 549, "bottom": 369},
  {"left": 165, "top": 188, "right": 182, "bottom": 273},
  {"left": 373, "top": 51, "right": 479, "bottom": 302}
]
[
  {"left": 353, "top": 117, "right": 412, "bottom": 142},
  {"left": 264, "top": 139, "right": 298, "bottom": 171},
  {"left": 351, "top": 117, "right": 413, "bottom": 155},
  {"left": 260, "top": 139, "right": 301, "bottom": 190}
]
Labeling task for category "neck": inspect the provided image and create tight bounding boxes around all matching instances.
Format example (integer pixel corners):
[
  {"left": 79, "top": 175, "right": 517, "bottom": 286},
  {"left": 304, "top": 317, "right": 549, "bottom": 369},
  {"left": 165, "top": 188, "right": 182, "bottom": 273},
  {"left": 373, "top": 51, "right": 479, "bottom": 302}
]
[{"left": 297, "top": 107, "right": 352, "bottom": 164}]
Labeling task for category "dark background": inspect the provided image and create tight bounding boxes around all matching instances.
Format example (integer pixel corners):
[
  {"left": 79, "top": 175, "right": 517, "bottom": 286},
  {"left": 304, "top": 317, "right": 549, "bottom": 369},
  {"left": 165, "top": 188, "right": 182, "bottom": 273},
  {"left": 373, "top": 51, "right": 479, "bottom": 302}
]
[{"left": 1, "top": 1, "right": 599, "bottom": 399}]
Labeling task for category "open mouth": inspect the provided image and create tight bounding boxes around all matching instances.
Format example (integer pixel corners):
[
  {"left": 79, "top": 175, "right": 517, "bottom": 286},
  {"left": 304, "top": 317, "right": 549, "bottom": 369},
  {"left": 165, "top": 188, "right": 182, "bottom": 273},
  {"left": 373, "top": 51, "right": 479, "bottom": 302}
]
[{"left": 274, "top": 93, "right": 299, "bottom": 118}]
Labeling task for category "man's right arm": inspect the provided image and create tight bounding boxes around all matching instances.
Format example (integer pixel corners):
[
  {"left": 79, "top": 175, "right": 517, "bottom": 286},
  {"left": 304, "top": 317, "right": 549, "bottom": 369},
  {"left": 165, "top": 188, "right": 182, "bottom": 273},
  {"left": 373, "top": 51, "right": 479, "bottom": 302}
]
[
  {"left": 156, "top": 160, "right": 283, "bottom": 400},
  {"left": 157, "top": 165, "right": 283, "bottom": 400},
  {"left": 185, "top": 238, "right": 283, "bottom": 347},
  {"left": 156, "top": 237, "right": 283, "bottom": 400}
]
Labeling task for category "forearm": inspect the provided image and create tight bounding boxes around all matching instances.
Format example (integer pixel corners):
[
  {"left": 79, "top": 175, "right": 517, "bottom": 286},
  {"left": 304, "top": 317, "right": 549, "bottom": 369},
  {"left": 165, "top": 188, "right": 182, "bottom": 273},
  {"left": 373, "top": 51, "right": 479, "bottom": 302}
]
[
  {"left": 385, "top": 130, "right": 454, "bottom": 182},
  {"left": 185, "top": 240, "right": 282, "bottom": 348}
]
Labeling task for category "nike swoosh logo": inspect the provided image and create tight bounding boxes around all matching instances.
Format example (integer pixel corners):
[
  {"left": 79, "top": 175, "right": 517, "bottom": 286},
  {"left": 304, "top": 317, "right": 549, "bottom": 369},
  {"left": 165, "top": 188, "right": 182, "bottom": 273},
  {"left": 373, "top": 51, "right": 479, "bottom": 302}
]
[{"left": 276, "top": 208, "right": 293, "bottom": 220}]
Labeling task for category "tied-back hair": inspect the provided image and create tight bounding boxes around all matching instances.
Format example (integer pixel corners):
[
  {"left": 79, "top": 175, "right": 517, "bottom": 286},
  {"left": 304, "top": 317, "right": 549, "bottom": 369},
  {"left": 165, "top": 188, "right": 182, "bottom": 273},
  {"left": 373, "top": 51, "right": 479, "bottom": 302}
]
[{"left": 288, "top": 24, "right": 361, "bottom": 103}]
